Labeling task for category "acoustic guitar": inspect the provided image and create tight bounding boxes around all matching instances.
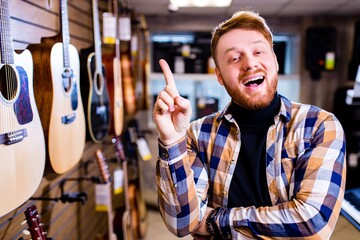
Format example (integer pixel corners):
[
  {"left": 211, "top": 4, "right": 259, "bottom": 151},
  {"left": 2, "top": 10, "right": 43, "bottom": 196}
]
[
  {"left": 23, "top": 205, "right": 48, "bottom": 240},
  {"left": 112, "top": 121, "right": 148, "bottom": 240},
  {"left": 0, "top": 0, "right": 45, "bottom": 217},
  {"left": 80, "top": 0, "right": 110, "bottom": 143},
  {"left": 27, "top": 0, "right": 86, "bottom": 174},
  {"left": 135, "top": 14, "right": 150, "bottom": 111},
  {"left": 95, "top": 149, "right": 117, "bottom": 240},
  {"left": 102, "top": 0, "right": 124, "bottom": 137}
]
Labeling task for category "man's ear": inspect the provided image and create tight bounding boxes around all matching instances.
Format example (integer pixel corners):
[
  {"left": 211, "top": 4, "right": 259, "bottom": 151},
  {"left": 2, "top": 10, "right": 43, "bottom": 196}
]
[{"left": 215, "top": 68, "right": 224, "bottom": 86}]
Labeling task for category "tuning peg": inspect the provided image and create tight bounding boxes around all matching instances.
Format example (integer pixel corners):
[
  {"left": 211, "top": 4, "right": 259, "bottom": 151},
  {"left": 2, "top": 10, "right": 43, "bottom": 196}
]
[{"left": 22, "top": 229, "right": 30, "bottom": 236}]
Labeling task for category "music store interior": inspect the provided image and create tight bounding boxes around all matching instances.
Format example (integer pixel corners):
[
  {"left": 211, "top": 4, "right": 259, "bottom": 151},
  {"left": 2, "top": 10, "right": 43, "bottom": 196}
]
[{"left": 1, "top": 0, "right": 360, "bottom": 239}]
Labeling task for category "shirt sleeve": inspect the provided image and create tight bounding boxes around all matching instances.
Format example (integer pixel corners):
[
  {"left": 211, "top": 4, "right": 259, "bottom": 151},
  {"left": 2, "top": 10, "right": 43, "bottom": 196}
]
[
  {"left": 156, "top": 135, "right": 209, "bottom": 237},
  {"left": 217, "top": 113, "right": 347, "bottom": 239}
]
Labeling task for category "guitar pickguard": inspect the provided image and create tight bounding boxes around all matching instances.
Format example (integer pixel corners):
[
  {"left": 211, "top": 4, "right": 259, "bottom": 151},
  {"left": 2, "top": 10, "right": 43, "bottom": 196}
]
[{"left": 9, "top": 66, "right": 33, "bottom": 125}]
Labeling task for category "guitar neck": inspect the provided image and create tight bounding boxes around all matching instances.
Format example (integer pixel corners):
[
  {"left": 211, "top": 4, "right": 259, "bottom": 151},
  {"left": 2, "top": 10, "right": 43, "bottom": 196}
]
[
  {"left": 60, "top": 0, "right": 71, "bottom": 68},
  {"left": 0, "top": 0, "right": 15, "bottom": 64},
  {"left": 92, "top": 0, "right": 103, "bottom": 73}
]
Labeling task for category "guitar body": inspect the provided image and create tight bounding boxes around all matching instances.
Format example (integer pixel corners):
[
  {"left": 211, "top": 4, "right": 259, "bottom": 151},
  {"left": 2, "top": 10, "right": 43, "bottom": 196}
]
[
  {"left": 102, "top": 51, "right": 124, "bottom": 136},
  {"left": 27, "top": 42, "right": 86, "bottom": 174},
  {"left": 0, "top": 49, "right": 45, "bottom": 217},
  {"left": 80, "top": 47, "right": 110, "bottom": 143},
  {"left": 120, "top": 44, "right": 137, "bottom": 117}
]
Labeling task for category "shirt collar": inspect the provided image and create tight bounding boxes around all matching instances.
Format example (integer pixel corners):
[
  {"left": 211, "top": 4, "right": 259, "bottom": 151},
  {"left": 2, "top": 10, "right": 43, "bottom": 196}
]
[{"left": 216, "top": 94, "right": 292, "bottom": 124}]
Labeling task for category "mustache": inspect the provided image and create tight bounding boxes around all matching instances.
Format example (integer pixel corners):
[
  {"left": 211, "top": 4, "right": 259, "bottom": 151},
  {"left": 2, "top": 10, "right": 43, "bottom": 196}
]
[{"left": 239, "top": 69, "right": 266, "bottom": 80}]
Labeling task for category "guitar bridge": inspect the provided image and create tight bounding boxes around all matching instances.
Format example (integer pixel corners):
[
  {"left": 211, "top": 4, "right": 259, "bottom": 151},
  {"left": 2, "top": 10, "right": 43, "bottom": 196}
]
[
  {"left": 61, "top": 113, "right": 76, "bottom": 124},
  {"left": 0, "top": 129, "right": 27, "bottom": 145}
]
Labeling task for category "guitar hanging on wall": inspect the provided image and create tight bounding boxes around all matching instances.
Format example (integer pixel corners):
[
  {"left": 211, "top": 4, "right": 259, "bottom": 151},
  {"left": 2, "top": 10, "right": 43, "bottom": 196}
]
[
  {"left": 0, "top": 0, "right": 45, "bottom": 217},
  {"left": 23, "top": 205, "right": 49, "bottom": 240},
  {"left": 112, "top": 120, "right": 148, "bottom": 240},
  {"left": 102, "top": 0, "right": 124, "bottom": 137},
  {"left": 95, "top": 149, "right": 118, "bottom": 240},
  {"left": 80, "top": 0, "right": 111, "bottom": 143},
  {"left": 27, "top": 0, "right": 86, "bottom": 174}
]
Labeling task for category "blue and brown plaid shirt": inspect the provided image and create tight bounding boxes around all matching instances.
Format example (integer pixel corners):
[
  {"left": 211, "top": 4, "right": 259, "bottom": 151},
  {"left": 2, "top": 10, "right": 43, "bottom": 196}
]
[{"left": 156, "top": 95, "right": 346, "bottom": 239}]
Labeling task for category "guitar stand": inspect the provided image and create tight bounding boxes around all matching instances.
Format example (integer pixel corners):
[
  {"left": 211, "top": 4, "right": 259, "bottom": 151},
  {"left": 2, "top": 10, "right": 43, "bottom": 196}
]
[{"left": 30, "top": 176, "right": 102, "bottom": 205}]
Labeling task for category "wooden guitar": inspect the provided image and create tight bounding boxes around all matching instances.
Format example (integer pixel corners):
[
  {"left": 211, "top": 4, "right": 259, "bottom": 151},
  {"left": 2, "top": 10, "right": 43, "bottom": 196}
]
[
  {"left": 80, "top": 0, "right": 110, "bottom": 143},
  {"left": 120, "top": 28, "right": 137, "bottom": 117},
  {"left": 112, "top": 121, "right": 148, "bottom": 240},
  {"left": 112, "top": 136, "right": 133, "bottom": 240},
  {"left": 135, "top": 14, "right": 150, "bottom": 111},
  {"left": 102, "top": 0, "right": 124, "bottom": 136},
  {"left": 23, "top": 205, "right": 48, "bottom": 240},
  {"left": 27, "top": 0, "right": 86, "bottom": 174},
  {"left": 95, "top": 149, "right": 117, "bottom": 240},
  {"left": 0, "top": 0, "right": 45, "bottom": 217}
]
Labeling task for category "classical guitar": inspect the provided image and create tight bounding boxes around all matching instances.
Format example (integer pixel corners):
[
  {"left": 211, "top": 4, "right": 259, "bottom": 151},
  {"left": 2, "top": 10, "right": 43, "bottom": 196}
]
[
  {"left": 27, "top": 0, "right": 86, "bottom": 174},
  {"left": 0, "top": 0, "right": 45, "bottom": 217},
  {"left": 23, "top": 205, "right": 48, "bottom": 240},
  {"left": 95, "top": 149, "right": 118, "bottom": 240},
  {"left": 102, "top": 0, "right": 124, "bottom": 136},
  {"left": 80, "top": 0, "right": 110, "bottom": 143}
]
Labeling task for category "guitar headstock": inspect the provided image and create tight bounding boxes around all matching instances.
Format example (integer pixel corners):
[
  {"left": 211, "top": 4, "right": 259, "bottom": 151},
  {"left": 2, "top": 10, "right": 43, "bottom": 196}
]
[
  {"left": 24, "top": 205, "right": 47, "bottom": 240},
  {"left": 95, "top": 149, "right": 111, "bottom": 184}
]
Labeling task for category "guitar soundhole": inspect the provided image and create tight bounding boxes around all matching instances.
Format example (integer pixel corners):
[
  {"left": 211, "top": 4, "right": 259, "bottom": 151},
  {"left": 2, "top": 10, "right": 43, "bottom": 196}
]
[
  {"left": 62, "top": 68, "right": 74, "bottom": 93},
  {"left": 0, "top": 64, "right": 18, "bottom": 101}
]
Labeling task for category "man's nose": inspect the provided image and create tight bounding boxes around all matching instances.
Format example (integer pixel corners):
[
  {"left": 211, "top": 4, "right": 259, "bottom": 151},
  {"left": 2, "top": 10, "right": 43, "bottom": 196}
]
[{"left": 242, "top": 54, "right": 258, "bottom": 71}]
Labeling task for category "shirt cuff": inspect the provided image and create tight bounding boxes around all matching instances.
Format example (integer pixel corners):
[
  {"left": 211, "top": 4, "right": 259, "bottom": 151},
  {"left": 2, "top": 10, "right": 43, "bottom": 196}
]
[
  {"left": 158, "top": 136, "right": 187, "bottom": 164},
  {"left": 218, "top": 208, "right": 232, "bottom": 239}
]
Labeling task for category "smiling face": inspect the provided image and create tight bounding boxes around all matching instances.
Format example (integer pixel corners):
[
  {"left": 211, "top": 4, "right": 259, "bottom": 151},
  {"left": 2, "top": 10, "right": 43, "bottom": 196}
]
[{"left": 214, "top": 29, "right": 279, "bottom": 110}]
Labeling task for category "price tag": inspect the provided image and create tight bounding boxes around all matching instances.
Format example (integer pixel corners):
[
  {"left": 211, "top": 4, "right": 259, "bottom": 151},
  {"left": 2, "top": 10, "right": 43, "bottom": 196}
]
[
  {"left": 136, "top": 137, "right": 152, "bottom": 161},
  {"left": 113, "top": 167, "right": 124, "bottom": 195},
  {"left": 102, "top": 12, "right": 116, "bottom": 44},
  {"left": 95, "top": 183, "right": 111, "bottom": 212}
]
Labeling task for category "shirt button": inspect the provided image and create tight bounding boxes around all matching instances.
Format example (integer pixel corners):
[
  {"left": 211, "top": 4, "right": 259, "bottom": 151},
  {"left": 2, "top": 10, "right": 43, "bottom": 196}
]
[
  {"left": 161, "top": 151, "right": 169, "bottom": 159},
  {"left": 230, "top": 159, "right": 235, "bottom": 164},
  {"left": 223, "top": 191, "right": 227, "bottom": 196}
]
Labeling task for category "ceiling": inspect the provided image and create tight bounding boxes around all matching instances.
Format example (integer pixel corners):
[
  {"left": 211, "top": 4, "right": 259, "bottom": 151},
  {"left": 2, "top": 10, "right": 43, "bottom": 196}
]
[{"left": 128, "top": 0, "right": 360, "bottom": 17}]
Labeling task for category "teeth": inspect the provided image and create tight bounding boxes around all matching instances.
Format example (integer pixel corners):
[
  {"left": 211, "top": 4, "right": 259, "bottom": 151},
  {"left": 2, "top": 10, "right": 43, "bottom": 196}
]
[{"left": 244, "top": 76, "right": 263, "bottom": 84}]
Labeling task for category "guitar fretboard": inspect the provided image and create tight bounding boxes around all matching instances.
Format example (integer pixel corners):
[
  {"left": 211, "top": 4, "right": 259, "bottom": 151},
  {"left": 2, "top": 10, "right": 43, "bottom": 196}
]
[
  {"left": 0, "top": 0, "right": 15, "bottom": 64},
  {"left": 92, "top": 0, "right": 102, "bottom": 73},
  {"left": 60, "top": 0, "right": 70, "bottom": 68}
]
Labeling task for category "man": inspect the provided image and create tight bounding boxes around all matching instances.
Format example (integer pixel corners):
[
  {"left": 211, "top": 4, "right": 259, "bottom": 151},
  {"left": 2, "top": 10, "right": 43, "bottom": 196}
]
[{"left": 153, "top": 9, "right": 346, "bottom": 239}]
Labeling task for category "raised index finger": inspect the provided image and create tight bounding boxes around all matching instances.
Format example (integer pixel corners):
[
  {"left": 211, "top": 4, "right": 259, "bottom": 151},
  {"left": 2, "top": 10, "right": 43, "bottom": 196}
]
[{"left": 159, "top": 59, "right": 177, "bottom": 87}]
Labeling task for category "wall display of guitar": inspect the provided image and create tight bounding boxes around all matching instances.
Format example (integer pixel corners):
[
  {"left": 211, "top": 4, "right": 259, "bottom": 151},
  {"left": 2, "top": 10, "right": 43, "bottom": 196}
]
[
  {"left": 134, "top": 14, "right": 150, "bottom": 111},
  {"left": 26, "top": 0, "right": 86, "bottom": 174},
  {"left": 0, "top": 0, "right": 45, "bottom": 217},
  {"left": 80, "top": 0, "right": 110, "bottom": 143},
  {"left": 95, "top": 149, "right": 117, "bottom": 240},
  {"left": 112, "top": 120, "right": 148, "bottom": 240},
  {"left": 119, "top": 7, "right": 137, "bottom": 118},
  {"left": 102, "top": 0, "right": 124, "bottom": 137},
  {"left": 23, "top": 205, "right": 49, "bottom": 240}
]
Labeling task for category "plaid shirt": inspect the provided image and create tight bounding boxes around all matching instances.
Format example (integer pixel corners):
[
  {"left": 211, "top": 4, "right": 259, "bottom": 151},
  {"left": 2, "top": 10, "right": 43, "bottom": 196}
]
[{"left": 156, "top": 95, "right": 346, "bottom": 239}]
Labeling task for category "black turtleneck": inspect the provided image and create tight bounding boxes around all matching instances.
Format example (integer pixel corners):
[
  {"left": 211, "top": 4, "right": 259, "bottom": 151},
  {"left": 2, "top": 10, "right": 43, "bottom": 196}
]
[{"left": 227, "top": 93, "right": 280, "bottom": 208}]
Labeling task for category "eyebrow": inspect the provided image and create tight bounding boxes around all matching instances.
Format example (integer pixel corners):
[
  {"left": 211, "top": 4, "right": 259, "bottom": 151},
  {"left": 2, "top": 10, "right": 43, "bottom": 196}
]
[{"left": 223, "top": 39, "right": 268, "bottom": 56}]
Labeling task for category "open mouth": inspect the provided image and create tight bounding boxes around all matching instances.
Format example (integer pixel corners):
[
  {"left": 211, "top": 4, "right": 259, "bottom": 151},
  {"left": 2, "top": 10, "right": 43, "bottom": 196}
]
[{"left": 244, "top": 76, "right": 265, "bottom": 87}]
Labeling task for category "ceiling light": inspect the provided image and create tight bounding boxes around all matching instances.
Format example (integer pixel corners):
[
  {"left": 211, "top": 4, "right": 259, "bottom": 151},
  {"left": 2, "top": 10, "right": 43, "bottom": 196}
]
[{"left": 169, "top": 0, "right": 232, "bottom": 8}]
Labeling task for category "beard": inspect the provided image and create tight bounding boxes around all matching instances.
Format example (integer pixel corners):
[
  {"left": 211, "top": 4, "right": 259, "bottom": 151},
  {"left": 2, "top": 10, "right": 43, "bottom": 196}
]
[{"left": 223, "top": 74, "right": 278, "bottom": 110}]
